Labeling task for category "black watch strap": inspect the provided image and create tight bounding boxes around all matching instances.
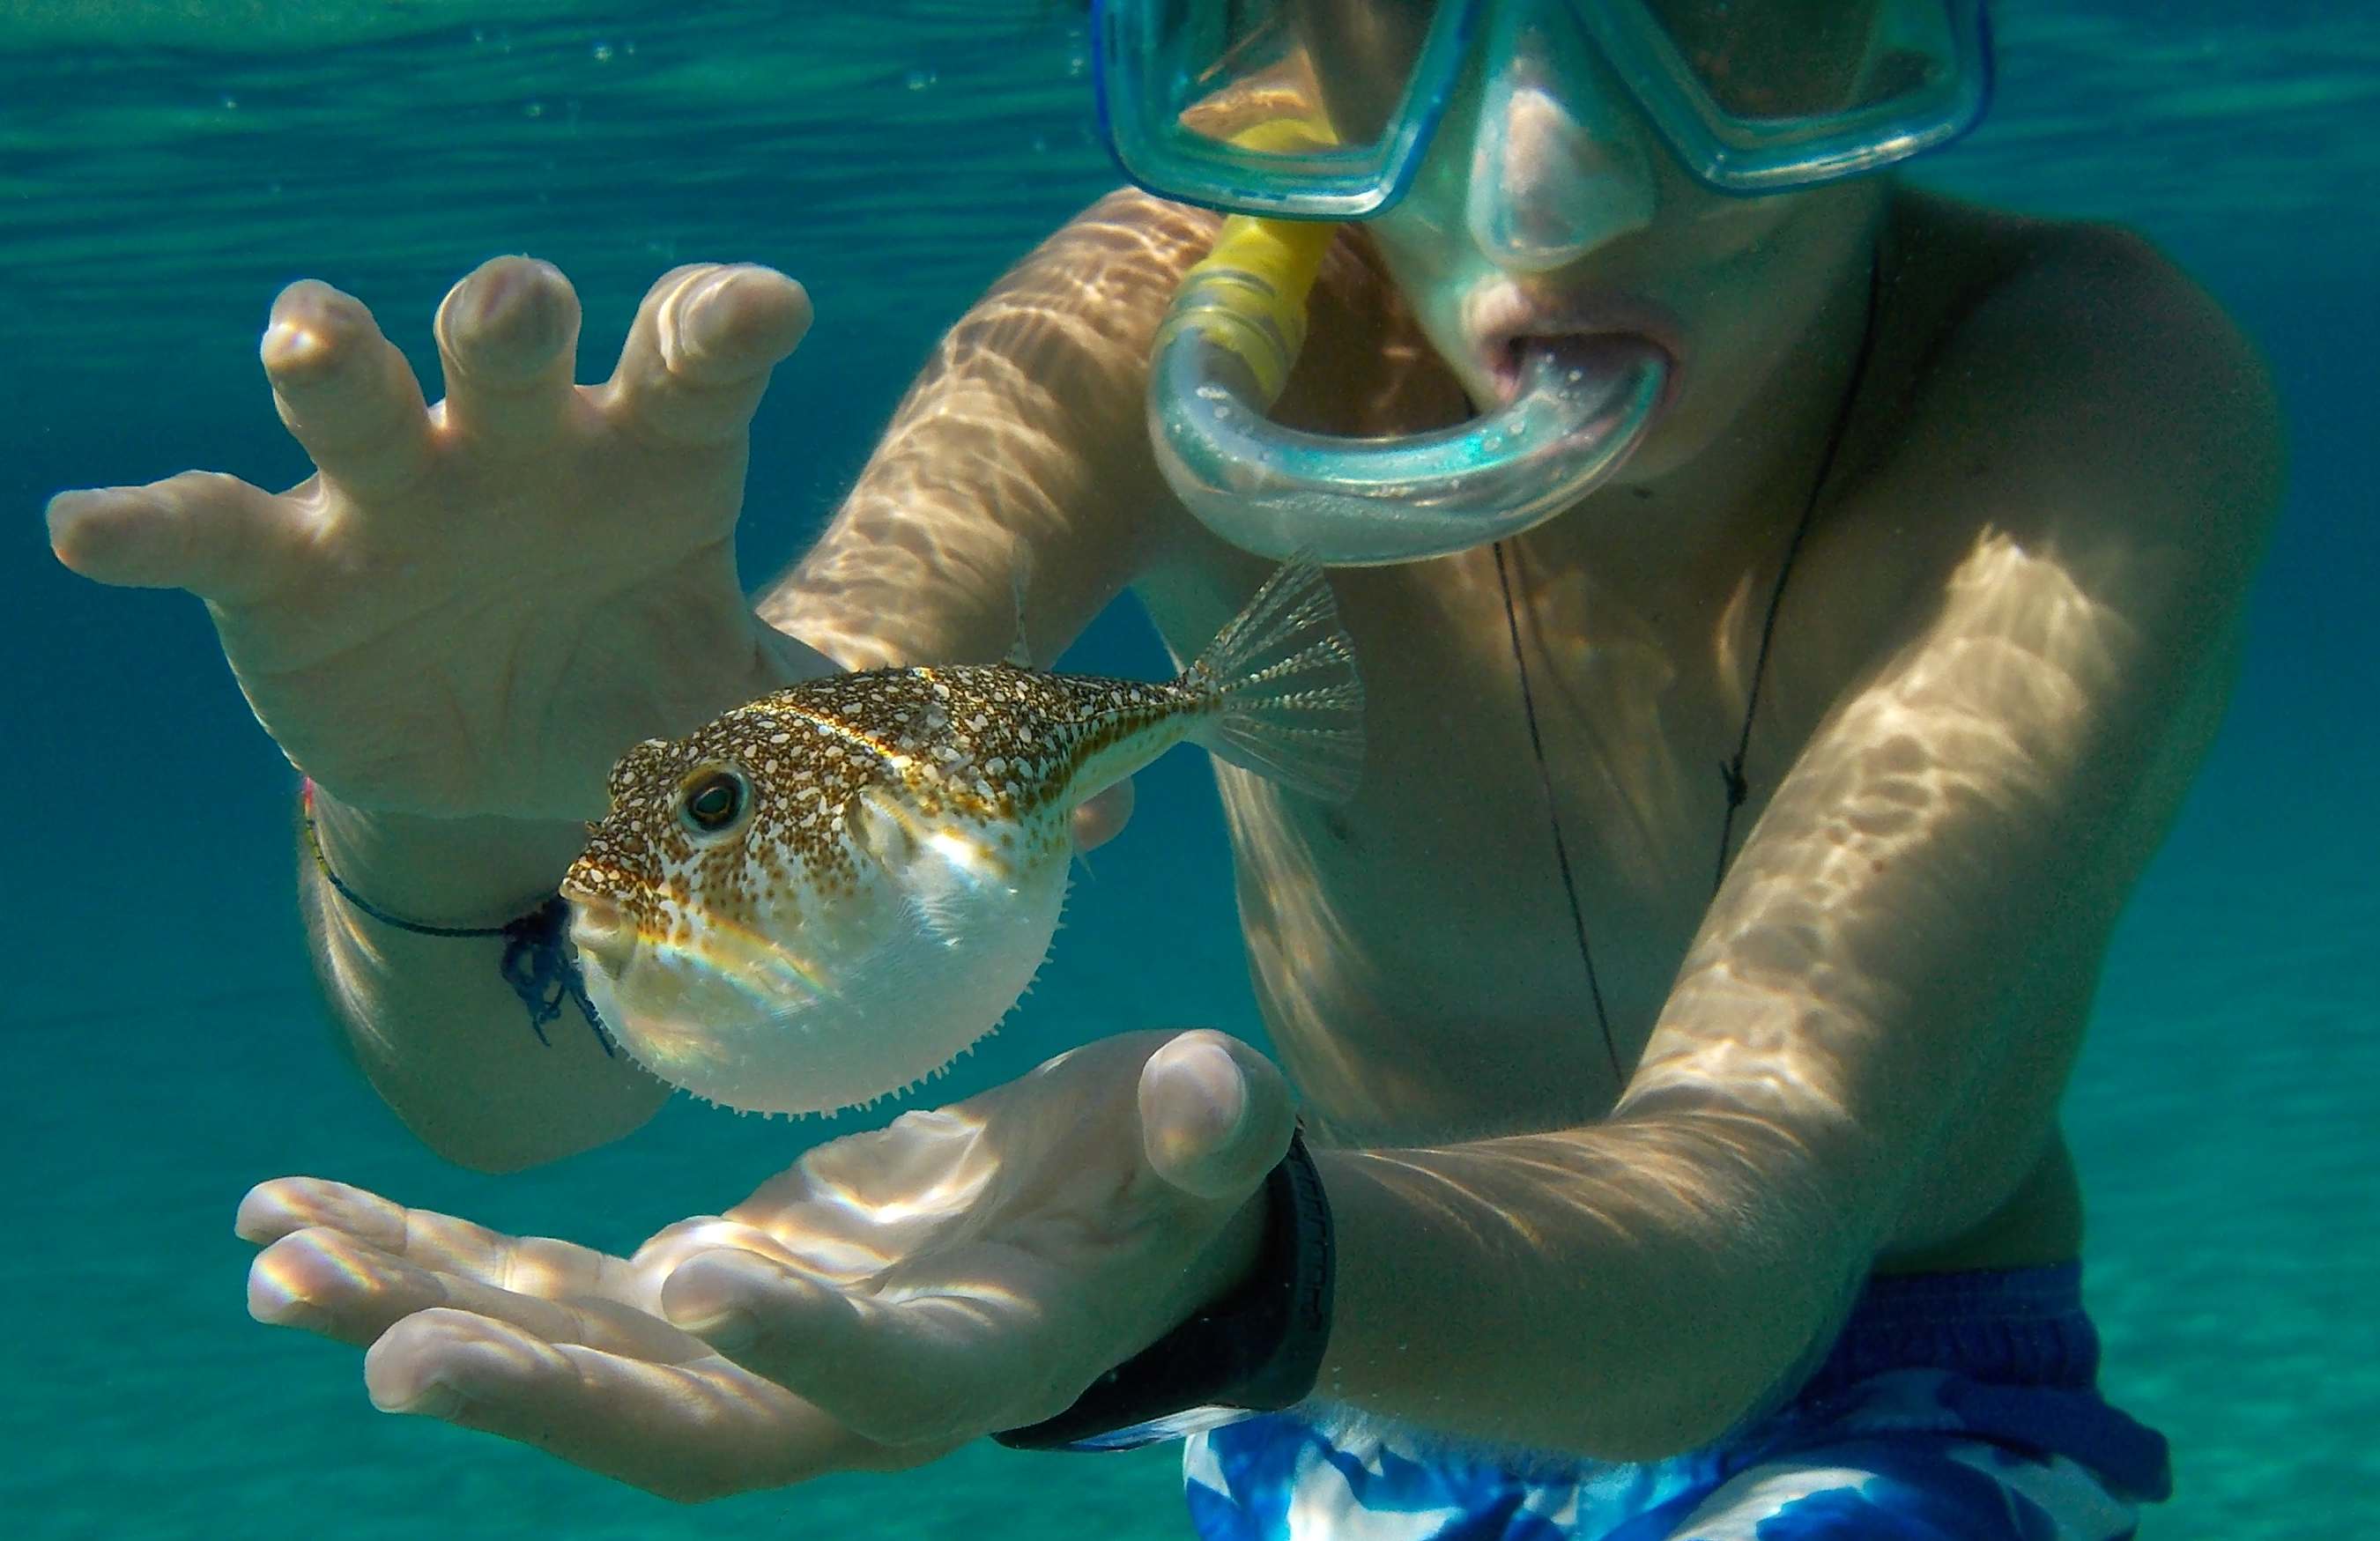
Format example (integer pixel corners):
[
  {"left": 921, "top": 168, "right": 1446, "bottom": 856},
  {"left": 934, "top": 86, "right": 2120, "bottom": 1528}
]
[{"left": 992, "top": 1127, "right": 1334, "bottom": 1452}]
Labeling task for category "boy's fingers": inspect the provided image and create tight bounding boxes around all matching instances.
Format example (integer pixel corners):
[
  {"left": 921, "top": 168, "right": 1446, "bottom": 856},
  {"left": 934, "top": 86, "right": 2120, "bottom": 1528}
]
[
  {"left": 48, "top": 470, "right": 307, "bottom": 604},
  {"left": 236, "top": 1174, "right": 636, "bottom": 1302},
  {"left": 363, "top": 1308, "right": 868, "bottom": 1500},
  {"left": 432, "top": 256, "right": 584, "bottom": 448},
  {"left": 248, "top": 1225, "right": 698, "bottom": 1363},
  {"left": 1138, "top": 1032, "right": 1296, "bottom": 1201},
  {"left": 604, "top": 263, "right": 812, "bottom": 447},
  {"left": 260, "top": 279, "right": 434, "bottom": 497}
]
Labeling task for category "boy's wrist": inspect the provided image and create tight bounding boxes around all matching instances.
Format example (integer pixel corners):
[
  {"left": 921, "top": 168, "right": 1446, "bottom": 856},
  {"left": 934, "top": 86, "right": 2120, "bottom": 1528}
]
[
  {"left": 304, "top": 785, "right": 586, "bottom": 931},
  {"left": 303, "top": 615, "right": 832, "bottom": 929}
]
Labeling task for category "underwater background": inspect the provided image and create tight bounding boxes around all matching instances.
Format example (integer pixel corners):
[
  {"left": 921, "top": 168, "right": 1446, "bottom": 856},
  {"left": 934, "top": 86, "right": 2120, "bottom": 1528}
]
[{"left": 2, "top": 0, "right": 2371, "bottom": 1535}]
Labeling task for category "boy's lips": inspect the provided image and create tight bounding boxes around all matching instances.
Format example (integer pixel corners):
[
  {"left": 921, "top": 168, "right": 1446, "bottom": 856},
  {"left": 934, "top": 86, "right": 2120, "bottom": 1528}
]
[
  {"left": 1466, "top": 292, "right": 1683, "bottom": 411},
  {"left": 1489, "top": 332, "right": 1675, "bottom": 417}
]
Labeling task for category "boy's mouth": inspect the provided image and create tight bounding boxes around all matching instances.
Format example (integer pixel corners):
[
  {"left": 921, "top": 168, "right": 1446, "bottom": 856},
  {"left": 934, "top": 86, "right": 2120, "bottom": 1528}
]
[
  {"left": 1468, "top": 288, "right": 1683, "bottom": 412},
  {"left": 1488, "top": 332, "right": 1669, "bottom": 406},
  {"left": 1466, "top": 330, "right": 1679, "bottom": 463}
]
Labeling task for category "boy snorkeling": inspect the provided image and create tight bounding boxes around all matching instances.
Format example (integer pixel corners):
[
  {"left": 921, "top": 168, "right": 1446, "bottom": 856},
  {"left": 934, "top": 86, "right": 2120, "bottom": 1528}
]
[{"left": 48, "top": 0, "right": 2279, "bottom": 1533}]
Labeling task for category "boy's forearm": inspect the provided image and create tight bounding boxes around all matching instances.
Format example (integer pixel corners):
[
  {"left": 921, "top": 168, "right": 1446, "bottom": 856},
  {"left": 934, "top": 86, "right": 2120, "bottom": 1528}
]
[
  {"left": 1312, "top": 1112, "right": 1859, "bottom": 1462},
  {"left": 300, "top": 796, "right": 668, "bottom": 1172}
]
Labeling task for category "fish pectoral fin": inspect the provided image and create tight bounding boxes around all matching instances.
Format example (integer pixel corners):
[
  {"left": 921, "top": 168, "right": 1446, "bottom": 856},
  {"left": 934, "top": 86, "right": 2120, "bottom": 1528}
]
[
  {"left": 852, "top": 786, "right": 923, "bottom": 871},
  {"left": 1002, "top": 541, "right": 1036, "bottom": 670}
]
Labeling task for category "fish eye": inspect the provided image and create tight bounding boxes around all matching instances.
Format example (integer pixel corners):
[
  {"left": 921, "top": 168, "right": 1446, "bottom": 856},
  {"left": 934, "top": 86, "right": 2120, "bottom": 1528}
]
[{"left": 678, "top": 767, "right": 750, "bottom": 837}]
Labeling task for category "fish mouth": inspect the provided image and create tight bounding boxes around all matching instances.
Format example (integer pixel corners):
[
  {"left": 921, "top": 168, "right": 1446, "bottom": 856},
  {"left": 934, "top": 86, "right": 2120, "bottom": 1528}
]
[
  {"left": 559, "top": 869, "right": 837, "bottom": 1010},
  {"left": 572, "top": 908, "right": 836, "bottom": 1012},
  {"left": 560, "top": 879, "right": 639, "bottom": 976}
]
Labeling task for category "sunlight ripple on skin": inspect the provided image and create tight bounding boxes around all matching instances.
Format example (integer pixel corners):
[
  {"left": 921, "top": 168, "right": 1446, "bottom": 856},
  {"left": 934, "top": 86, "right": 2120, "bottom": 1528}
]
[
  {"left": 768, "top": 191, "right": 1450, "bottom": 671},
  {"left": 723, "top": 1108, "right": 1001, "bottom": 1280},
  {"left": 248, "top": 1231, "right": 379, "bottom": 1322},
  {"left": 1627, "top": 529, "right": 2133, "bottom": 1137}
]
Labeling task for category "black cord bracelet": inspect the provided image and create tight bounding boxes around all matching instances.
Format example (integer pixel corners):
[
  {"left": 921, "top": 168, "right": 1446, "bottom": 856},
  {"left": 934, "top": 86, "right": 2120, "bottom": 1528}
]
[{"left": 299, "top": 781, "right": 611, "bottom": 1054}]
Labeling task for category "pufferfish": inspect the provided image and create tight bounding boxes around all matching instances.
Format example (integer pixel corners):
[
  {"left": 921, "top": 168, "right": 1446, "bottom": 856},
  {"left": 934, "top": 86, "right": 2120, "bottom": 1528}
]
[{"left": 560, "top": 559, "right": 1361, "bottom": 1115}]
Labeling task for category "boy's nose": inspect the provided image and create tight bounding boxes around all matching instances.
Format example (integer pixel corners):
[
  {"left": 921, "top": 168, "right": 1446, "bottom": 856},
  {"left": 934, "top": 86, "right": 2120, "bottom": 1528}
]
[{"left": 1465, "top": 6, "right": 1657, "bottom": 271}]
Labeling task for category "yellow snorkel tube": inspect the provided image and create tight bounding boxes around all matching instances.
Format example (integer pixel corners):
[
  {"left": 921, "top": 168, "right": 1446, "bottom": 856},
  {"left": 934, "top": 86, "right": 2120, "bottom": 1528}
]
[
  {"left": 1155, "top": 214, "right": 1337, "bottom": 416},
  {"left": 1147, "top": 129, "right": 1669, "bottom": 566}
]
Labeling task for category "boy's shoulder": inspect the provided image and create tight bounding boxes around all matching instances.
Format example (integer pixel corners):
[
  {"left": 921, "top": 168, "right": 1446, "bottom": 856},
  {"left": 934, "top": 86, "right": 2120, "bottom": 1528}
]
[{"left": 1880, "top": 187, "right": 2282, "bottom": 559}]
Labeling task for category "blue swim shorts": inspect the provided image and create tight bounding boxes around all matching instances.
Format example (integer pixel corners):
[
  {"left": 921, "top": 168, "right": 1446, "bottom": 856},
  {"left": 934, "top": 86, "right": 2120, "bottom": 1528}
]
[{"left": 1183, "top": 1263, "right": 2169, "bottom": 1540}]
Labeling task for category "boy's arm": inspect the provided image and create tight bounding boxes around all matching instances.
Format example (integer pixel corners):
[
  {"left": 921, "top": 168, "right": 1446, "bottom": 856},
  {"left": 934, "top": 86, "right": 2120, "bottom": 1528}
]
[
  {"left": 761, "top": 189, "right": 1227, "bottom": 670},
  {"left": 1309, "top": 227, "right": 2282, "bottom": 1456},
  {"left": 314, "top": 193, "right": 1230, "bottom": 1170}
]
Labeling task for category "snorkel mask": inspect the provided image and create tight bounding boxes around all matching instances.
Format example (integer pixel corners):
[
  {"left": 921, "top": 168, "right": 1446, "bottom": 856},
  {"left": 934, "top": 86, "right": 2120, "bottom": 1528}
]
[{"left": 1100, "top": 0, "right": 1994, "bottom": 564}]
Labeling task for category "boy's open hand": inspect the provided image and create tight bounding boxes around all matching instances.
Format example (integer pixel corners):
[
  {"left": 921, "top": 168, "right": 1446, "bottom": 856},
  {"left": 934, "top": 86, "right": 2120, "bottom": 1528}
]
[
  {"left": 235, "top": 1031, "right": 1294, "bottom": 1500},
  {"left": 49, "top": 256, "right": 820, "bottom": 821}
]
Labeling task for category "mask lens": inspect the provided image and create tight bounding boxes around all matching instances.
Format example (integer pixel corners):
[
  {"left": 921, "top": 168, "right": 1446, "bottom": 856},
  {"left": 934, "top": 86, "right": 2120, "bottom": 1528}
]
[
  {"left": 1590, "top": 0, "right": 1988, "bottom": 188},
  {"left": 1293, "top": 0, "right": 1442, "bottom": 144},
  {"left": 1634, "top": 0, "right": 1961, "bottom": 121},
  {"left": 1099, "top": 0, "right": 1471, "bottom": 218},
  {"left": 1163, "top": 0, "right": 1450, "bottom": 150},
  {"left": 1167, "top": 0, "right": 1312, "bottom": 133}
]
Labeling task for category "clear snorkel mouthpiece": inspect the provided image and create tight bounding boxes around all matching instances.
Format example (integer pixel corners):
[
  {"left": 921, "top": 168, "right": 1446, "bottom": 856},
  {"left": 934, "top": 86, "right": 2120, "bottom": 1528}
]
[{"left": 1148, "top": 213, "right": 1667, "bottom": 567}]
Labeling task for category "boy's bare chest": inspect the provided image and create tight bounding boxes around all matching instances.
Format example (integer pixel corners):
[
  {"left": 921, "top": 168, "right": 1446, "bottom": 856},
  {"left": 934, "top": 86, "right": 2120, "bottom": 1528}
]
[
  {"left": 1321, "top": 570, "right": 1729, "bottom": 985},
  {"left": 1160, "top": 541, "right": 1907, "bottom": 1134}
]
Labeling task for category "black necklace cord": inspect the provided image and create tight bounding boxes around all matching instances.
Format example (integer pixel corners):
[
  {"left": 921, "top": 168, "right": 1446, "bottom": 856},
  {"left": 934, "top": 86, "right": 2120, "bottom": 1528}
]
[
  {"left": 1713, "top": 247, "right": 1888, "bottom": 894},
  {"left": 1496, "top": 238, "right": 1887, "bottom": 1091},
  {"left": 1493, "top": 537, "right": 1623, "bottom": 1085}
]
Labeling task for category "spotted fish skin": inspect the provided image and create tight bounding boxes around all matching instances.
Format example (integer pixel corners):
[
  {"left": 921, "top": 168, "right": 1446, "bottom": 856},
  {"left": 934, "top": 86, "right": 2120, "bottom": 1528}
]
[
  {"left": 571, "top": 665, "right": 1202, "bottom": 952},
  {"left": 563, "top": 558, "right": 1363, "bottom": 1117}
]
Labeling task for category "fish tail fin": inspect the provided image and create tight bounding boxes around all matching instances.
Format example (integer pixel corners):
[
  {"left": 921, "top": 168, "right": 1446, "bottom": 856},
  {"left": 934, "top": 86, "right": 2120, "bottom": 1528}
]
[{"left": 1185, "top": 555, "right": 1365, "bottom": 804}]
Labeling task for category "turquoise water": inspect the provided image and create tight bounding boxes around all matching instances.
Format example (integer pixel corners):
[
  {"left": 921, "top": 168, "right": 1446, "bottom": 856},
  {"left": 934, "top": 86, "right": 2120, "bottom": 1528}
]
[{"left": 4, "top": 1, "right": 2373, "bottom": 1536}]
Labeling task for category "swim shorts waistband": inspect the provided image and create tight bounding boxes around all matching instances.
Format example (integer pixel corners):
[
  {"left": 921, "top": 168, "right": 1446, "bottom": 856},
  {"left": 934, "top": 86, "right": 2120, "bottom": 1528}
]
[{"left": 1791, "top": 1260, "right": 2102, "bottom": 1404}]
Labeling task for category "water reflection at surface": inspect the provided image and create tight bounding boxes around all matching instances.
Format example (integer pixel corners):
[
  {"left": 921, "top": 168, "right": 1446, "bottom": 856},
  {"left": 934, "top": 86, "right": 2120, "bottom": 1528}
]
[{"left": 3, "top": 0, "right": 2371, "bottom": 395}]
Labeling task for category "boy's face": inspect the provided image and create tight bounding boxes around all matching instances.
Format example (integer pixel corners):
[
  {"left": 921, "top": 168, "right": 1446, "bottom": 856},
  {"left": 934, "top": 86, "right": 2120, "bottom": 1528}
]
[{"left": 1310, "top": 0, "right": 1891, "bottom": 475}]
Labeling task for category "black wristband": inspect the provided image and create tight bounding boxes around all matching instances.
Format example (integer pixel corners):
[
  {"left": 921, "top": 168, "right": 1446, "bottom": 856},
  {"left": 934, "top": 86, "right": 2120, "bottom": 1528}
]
[{"left": 992, "top": 1127, "right": 1334, "bottom": 1452}]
